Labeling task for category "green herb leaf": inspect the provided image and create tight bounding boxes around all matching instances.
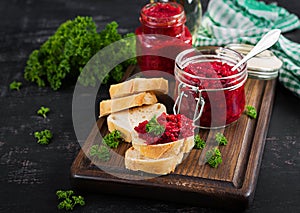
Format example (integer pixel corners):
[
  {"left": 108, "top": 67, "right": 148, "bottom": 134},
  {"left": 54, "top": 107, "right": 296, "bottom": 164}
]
[
  {"left": 89, "top": 144, "right": 110, "bottom": 161},
  {"left": 37, "top": 106, "right": 50, "bottom": 118},
  {"left": 145, "top": 115, "right": 165, "bottom": 135},
  {"left": 9, "top": 81, "right": 22, "bottom": 91},
  {"left": 215, "top": 132, "right": 227, "bottom": 146},
  {"left": 56, "top": 190, "right": 85, "bottom": 211},
  {"left": 24, "top": 17, "right": 137, "bottom": 90},
  {"left": 194, "top": 134, "right": 206, "bottom": 149},
  {"left": 56, "top": 190, "right": 74, "bottom": 200},
  {"left": 72, "top": 195, "right": 85, "bottom": 206},
  {"left": 103, "top": 130, "right": 123, "bottom": 148},
  {"left": 34, "top": 129, "right": 53, "bottom": 145},
  {"left": 245, "top": 105, "right": 257, "bottom": 119},
  {"left": 205, "top": 147, "right": 222, "bottom": 168}
]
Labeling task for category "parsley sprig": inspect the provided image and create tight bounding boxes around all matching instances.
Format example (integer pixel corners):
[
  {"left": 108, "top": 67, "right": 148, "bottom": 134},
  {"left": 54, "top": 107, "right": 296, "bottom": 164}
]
[
  {"left": 194, "top": 134, "right": 206, "bottom": 149},
  {"left": 34, "top": 129, "right": 53, "bottom": 145},
  {"left": 194, "top": 133, "right": 227, "bottom": 167},
  {"left": 24, "top": 17, "right": 136, "bottom": 90},
  {"left": 205, "top": 147, "right": 222, "bottom": 168},
  {"left": 245, "top": 105, "right": 257, "bottom": 119},
  {"left": 145, "top": 115, "right": 165, "bottom": 135},
  {"left": 215, "top": 133, "right": 227, "bottom": 146},
  {"left": 103, "top": 130, "right": 123, "bottom": 148},
  {"left": 89, "top": 130, "right": 123, "bottom": 161},
  {"left": 89, "top": 144, "right": 110, "bottom": 161},
  {"left": 56, "top": 190, "right": 85, "bottom": 211},
  {"left": 37, "top": 106, "right": 50, "bottom": 118},
  {"left": 9, "top": 81, "right": 22, "bottom": 91}
]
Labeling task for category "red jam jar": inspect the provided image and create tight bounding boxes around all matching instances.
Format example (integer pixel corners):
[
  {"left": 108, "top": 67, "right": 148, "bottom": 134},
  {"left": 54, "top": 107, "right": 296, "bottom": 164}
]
[
  {"left": 173, "top": 47, "right": 248, "bottom": 128},
  {"left": 136, "top": 2, "right": 192, "bottom": 75}
]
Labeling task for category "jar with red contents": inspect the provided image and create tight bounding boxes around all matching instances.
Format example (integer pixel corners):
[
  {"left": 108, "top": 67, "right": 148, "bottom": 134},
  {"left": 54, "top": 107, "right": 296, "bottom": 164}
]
[
  {"left": 173, "top": 47, "right": 248, "bottom": 128},
  {"left": 135, "top": 2, "right": 192, "bottom": 75}
]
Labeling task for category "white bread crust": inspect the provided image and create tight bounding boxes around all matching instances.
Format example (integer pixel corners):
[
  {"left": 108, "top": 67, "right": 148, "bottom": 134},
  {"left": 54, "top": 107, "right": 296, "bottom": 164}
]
[
  {"left": 107, "top": 103, "right": 166, "bottom": 142},
  {"left": 99, "top": 92, "right": 157, "bottom": 117},
  {"left": 109, "top": 78, "right": 168, "bottom": 99},
  {"left": 125, "top": 147, "right": 184, "bottom": 175},
  {"left": 125, "top": 136, "right": 195, "bottom": 175}
]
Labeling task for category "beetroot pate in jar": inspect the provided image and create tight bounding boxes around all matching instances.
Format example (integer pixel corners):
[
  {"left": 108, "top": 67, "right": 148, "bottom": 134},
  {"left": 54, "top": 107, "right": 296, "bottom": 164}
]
[
  {"left": 173, "top": 47, "right": 248, "bottom": 128},
  {"left": 136, "top": 2, "right": 192, "bottom": 75}
]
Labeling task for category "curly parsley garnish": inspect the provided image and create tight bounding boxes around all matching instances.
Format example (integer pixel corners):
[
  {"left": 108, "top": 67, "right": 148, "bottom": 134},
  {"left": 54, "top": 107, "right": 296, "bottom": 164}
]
[
  {"left": 205, "top": 147, "right": 222, "bottom": 168},
  {"left": 56, "top": 190, "right": 85, "bottom": 211},
  {"left": 9, "top": 81, "right": 22, "bottom": 91},
  {"left": 194, "top": 134, "right": 206, "bottom": 149},
  {"left": 89, "top": 145, "right": 110, "bottom": 161},
  {"left": 24, "top": 17, "right": 136, "bottom": 90},
  {"left": 245, "top": 105, "right": 257, "bottom": 119},
  {"left": 34, "top": 129, "right": 53, "bottom": 145},
  {"left": 103, "top": 130, "right": 123, "bottom": 148},
  {"left": 37, "top": 106, "right": 50, "bottom": 118},
  {"left": 215, "top": 132, "right": 228, "bottom": 146},
  {"left": 145, "top": 115, "right": 165, "bottom": 135}
]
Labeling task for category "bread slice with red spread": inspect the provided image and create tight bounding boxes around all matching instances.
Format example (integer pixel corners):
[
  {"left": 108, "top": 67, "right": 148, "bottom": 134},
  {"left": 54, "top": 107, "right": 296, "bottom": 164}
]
[
  {"left": 124, "top": 112, "right": 195, "bottom": 175},
  {"left": 131, "top": 113, "right": 195, "bottom": 159},
  {"left": 99, "top": 91, "right": 158, "bottom": 117},
  {"left": 107, "top": 103, "right": 167, "bottom": 142},
  {"left": 125, "top": 113, "right": 194, "bottom": 175},
  {"left": 109, "top": 77, "right": 168, "bottom": 99}
]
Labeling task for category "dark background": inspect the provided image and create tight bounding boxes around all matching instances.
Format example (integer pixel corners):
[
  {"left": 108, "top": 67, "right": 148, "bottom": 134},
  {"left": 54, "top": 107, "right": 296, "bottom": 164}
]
[{"left": 0, "top": 0, "right": 299, "bottom": 212}]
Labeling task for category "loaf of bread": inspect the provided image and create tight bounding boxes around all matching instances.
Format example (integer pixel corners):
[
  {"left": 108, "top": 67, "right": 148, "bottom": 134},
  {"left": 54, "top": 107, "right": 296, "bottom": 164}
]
[
  {"left": 99, "top": 91, "right": 157, "bottom": 117},
  {"left": 109, "top": 77, "right": 168, "bottom": 99},
  {"left": 107, "top": 103, "right": 167, "bottom": 142}
]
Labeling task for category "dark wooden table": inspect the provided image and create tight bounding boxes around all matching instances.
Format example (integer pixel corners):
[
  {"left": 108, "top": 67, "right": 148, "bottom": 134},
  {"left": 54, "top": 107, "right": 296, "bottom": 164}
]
[{"left": 0, "top": 0, "right": 299, "bottom": 212}]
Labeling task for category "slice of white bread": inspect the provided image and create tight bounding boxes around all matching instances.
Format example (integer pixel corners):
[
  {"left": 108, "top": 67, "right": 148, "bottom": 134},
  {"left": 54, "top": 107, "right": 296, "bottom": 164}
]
[
  {"left": 109, "top": 78, "right": 168, "bottom": 99},
  {"left": 182, "top": 136, "right": 195, "bottom": 153},
  {"left": 125, "top": 147, "right": 184, "bottom": 175},
  {"left": 131, "top": 135, "right": 194, "bottom": 159},
  {"left": 107, "top": 103, "right": 167, "bottom": 142},
  {"left": 99, "top": 92, "right": 158, "bottom": 117},
  {"left": 125, "top": 136, "right": 194, "bottom": 175}
]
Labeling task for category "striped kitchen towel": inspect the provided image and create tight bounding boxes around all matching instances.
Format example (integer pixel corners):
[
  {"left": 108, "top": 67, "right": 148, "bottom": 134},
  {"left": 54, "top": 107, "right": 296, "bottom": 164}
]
[{"left": 194, "top": 0, "right": 300, "bottom": 97}]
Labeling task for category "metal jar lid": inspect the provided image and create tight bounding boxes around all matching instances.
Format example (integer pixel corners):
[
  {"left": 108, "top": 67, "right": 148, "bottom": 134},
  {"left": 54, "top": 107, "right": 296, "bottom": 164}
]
[{"left": 225, "top": 43, "right": 283, "bottom": 80}]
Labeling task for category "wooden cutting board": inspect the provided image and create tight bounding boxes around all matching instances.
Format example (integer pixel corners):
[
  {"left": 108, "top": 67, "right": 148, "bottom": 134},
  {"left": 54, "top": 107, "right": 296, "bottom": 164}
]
[{"left": 70, "top": 67, "right": 276, "bottom": 210}]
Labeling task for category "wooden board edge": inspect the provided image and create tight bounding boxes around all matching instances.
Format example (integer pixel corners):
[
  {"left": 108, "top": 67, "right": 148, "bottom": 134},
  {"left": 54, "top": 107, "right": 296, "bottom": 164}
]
[
  {"left": 239, "top": 79, "right": 277, "bottom": 206},
  {"left": 70, "top": 171, "right": 250, "bottom": 210}
]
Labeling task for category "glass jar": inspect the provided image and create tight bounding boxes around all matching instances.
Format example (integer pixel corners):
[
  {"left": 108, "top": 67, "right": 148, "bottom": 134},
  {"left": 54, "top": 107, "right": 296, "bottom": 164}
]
[
  {"left": 173, "top": 47, "right": 248, "bottom": 128},
  {"left": 136, "top": 2, "right": 192, "bottom": 75},
  {"left": 150, "top": 0, "right": 202, "bottom": 37}
]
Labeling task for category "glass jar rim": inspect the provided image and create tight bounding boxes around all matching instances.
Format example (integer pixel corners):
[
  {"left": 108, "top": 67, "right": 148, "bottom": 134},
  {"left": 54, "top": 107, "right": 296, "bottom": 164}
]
[
  {"left": 175, "top": 47, "right": 247, "bottom": 81},
  {"left": 140, "top": 2, "right": 186, "bottom": 27}
]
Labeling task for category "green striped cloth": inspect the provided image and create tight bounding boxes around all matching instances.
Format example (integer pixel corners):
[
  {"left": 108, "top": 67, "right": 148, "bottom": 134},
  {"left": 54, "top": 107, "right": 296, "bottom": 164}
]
[{"left": 194, "top": 0, "right": 300, "bottom": 97}]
